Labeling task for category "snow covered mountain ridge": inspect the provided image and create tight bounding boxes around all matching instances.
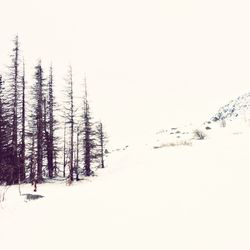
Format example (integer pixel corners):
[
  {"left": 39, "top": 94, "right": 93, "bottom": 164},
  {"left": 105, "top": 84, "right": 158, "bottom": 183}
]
[
  {"left": 154, "top": 91, "right": 250, "bottom": 146},
  {"left": 212, "top": 91, "right": 250, "bottom": 121}
]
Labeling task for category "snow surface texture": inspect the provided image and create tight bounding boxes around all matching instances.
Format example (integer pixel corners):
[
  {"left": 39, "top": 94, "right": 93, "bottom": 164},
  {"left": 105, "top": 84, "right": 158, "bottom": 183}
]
[
  {"left": 1, "top": 92, "right": 250, "bottom": 250},
  {"left": 1, "top": 127, "right": 250, "bottom": 250}
]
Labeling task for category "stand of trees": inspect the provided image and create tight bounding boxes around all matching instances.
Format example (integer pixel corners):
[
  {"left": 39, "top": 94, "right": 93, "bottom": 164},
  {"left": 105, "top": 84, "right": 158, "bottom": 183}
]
[{"left": 0, "top": 36, "right": 108, "bottom": 185}]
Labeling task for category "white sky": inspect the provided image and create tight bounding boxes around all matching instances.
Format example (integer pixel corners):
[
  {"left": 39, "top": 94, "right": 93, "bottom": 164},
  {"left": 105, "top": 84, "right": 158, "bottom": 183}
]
[{"left": 1, "top": 0, "right": 250, "bottom": 146}]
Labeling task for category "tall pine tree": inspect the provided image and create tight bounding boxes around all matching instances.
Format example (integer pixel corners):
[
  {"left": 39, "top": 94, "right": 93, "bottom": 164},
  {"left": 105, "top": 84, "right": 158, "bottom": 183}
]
[
  {"left": 64, "top": 66, "right": 74, "bottom": 181},
  {"left": 96, "top": 122, "right": 107, "bottom": 168},
  {"left": 47, "top": 65, "right": 57, "bottom": 178},
  {"left": 8, "top": 35, "right": 21, "bottom": 184},
  {"left": 20, "top": 62, "right": 26, "bottom": 181},
  {"left": 0, "top": 75, "right": 12, "bottom": 184},
  {"left": 34, "top": 60, "right": 44, "bottom": 182},
  {"left": 83, "top": 76, "right": 95, "bottom": 176}
]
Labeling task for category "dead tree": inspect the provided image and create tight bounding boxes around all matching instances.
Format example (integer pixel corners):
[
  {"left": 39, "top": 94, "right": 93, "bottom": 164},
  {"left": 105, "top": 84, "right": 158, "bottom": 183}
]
[
  {"left": 20, "top": 62, "right": 26, "bottom": 181},
  {"left": 8, "top": 35, "right": 21, "bottom": 184},
  {"left": 47, "top": 66, "right": 55, "bottom": 178},
  {"left": 63, "top": 121, "right": 66, "bottom": 178},
  {"left": 0, "top": 75, "right": 12, "bottom": 184},
  {"left": 34, "top": 60, "right": 44, "bottom": 182},
  {"left": 64, "top": 66, "right": 74, "bottom": 181},
  {"left": 0, "top": 75, "right": 4, "bottom": 165},
  {"left": 82, "top": 76, "right": 95, "bottom": 176},
  {"left": 96, "top": 122, "right": 107, "bottom": 168},
  {"left": 75, "top": 126, "right": 80, "bottom": 181}
]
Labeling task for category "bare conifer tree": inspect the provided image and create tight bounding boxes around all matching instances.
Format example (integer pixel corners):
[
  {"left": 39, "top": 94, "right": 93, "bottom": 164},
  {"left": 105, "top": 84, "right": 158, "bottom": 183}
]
[
  {"left": 75, "top": 126, "right": 80, "bottom": 181},
  {"left": 8, "top": 35, "right": 21, "bottom": 184},
  {"left": 63, "top": 121, "right": 66, "bottom": 178},
  {"left": 96, "top": 122, "right": 107, "bottom": 168},
  {"left": 34, "top": 60, "right": 45, "bottom": 182},
  {"left": 46, "top": 66, "right": 56, "bottom": 178},
  {"left": 0, "top": 75, "right": 11, "bottom": 183},
  {"left": 64, "top": 66, "right": 74, "bottom": 181},
  {"left": 20, "top": 62, "right": 26, "bottom": 181},
  {"left": 82, "top": 76, "right": 95, "bottom": 176}
]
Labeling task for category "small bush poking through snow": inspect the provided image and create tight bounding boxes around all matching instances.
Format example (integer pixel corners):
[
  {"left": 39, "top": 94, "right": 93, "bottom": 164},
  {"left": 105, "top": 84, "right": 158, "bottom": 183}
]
[
  {"left": 220, "top": 119, "right": 227, "bottom": 128},
  {"left": 193, "top": 129, "right": 207, "bottom": 140},
  {"left": 153, "top": 140, "right": 192, "bottom": 149},
  {"left": 0, "top": 185, "right": 10, "bottom": 205}
]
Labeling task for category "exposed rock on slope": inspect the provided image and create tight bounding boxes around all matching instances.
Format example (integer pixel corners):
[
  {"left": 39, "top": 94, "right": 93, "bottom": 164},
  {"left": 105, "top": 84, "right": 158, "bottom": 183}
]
[{"left": 212, "top": 92, "right": 250, "bottom": 121}]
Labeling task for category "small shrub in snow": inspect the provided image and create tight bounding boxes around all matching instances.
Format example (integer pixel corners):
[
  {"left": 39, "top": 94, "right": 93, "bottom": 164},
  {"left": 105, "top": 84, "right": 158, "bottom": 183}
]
[
  {"left": 193, "top": 129, "right": 207, "bottom": 140},
  {"left": 153, "top": 140, "right": 192, "bottom": 149},
  {"left": 0, "top": 184, "right": 10, "bottom": 204},
  {"left": 220, "top": 119, "right": 226, "bottom": 128}
]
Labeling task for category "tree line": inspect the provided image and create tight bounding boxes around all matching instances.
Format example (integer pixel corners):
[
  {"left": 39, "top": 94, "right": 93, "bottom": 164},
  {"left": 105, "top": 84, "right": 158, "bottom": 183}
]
[{"left": 0, "top": 35, "right": 107, "bottom": 185}]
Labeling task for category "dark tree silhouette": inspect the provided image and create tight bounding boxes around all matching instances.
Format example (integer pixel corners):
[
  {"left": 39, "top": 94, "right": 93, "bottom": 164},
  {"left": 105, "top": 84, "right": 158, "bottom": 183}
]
[
  {"left": 0, "top": 74, "right": 12, "bottom": 184},
  {"left": 96, "top": 122, "right": 107, "bottom": 168},
  {"left": 0, "top": 36, "right": 108, "bottom": 185},
  {"left": 47, "top": 66, "right": 55, "bottom": 178},
  {"left": 82, "top": 76, "right": 95, "bottom": 176},
  {"left": 63, "top": 121, "right": 66, "bottom": 178},
  {"left": 20, "top": 62, "right": 26, "bottom": 182},
  {"left": 75, "top": 126, "right": 80, "bottom": 181},
  {"left": 0, "top": 75, "right": 4, "bottom": 165},
  {"left": 64, "top": 66, "right": 74, "bottom": 181},
  {"left": 8, "top": 35, "right": 21, "bottom": 184},
  {"left": 34, "top": 61, "right": 45, "bottom": 182}
]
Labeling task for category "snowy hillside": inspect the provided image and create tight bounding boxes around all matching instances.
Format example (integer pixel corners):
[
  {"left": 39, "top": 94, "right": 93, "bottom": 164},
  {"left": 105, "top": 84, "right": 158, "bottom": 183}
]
[
  {"left": 154, "top": 91, "right": 250, "bottom": 147},
  {"left": 213, "top": 92, "right": 250, "bottom": 121},
  {"left": 1, "top": 125, "right": 250, "bottom": 249},
  {"left": 1, "top": 92, "right": 250, "bottom": 250}
]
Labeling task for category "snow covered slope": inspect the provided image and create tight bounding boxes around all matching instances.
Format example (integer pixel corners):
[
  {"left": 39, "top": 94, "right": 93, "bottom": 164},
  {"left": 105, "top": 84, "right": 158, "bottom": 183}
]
[
  {"left": 213, "top": 92, "right": 250, "bottom": 121},
  {"left": 154, "top": 91, "right": 250, "bottom": 145},
  {"left": 1, "top": 128, "right": 250, "bottom": 250}
]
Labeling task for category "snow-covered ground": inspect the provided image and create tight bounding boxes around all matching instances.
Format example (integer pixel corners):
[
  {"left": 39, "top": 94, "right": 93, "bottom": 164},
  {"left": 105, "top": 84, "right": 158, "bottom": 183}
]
[{"left": 1, "top": 124, "right": 250, "bottom": 250}]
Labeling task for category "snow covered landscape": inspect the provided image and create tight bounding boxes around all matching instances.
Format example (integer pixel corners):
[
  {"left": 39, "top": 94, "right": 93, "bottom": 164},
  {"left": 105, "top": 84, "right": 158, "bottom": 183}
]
[
  {"left": 1, "top": 92, "right": 250, "bottom": 249},
  {"left": 2, "top": 0, "right": 250, "bottom": 249}
]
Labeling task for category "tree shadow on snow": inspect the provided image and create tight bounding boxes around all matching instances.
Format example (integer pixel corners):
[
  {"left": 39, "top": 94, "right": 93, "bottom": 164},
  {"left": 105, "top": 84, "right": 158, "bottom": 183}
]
[{"left": 22, "top": 193, "right": 44, "bottom": 201}]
